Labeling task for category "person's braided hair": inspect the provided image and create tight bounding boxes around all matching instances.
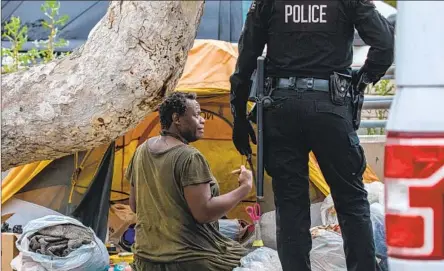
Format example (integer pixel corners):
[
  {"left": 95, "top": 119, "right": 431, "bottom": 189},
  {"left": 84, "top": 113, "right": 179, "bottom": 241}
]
[{"left": 159, "top": 92, "right": 197, "bottom": 130}]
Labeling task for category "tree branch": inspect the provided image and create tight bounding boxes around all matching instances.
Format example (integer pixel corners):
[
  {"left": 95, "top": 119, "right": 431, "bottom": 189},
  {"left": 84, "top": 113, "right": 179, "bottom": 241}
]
[{"left": 1, "top": 1, "right": 205, "bottom": 171}]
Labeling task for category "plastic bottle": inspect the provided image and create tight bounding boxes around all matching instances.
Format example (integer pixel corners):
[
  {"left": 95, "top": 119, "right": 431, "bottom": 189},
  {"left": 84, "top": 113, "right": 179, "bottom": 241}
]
[{"left": 114, "top": 262, "right": 129, "bottom": 271}]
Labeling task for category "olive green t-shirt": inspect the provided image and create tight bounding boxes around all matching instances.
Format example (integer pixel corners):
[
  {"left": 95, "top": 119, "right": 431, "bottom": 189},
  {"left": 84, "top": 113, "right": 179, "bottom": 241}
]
[{"left": 125, "top": 141, "right": 247, "bottom": 270}]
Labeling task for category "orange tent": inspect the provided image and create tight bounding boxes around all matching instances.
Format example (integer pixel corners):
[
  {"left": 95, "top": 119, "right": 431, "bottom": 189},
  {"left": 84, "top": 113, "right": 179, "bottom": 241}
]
[{"left": 1, "top": 39, "right": 380, "bottom": 223}]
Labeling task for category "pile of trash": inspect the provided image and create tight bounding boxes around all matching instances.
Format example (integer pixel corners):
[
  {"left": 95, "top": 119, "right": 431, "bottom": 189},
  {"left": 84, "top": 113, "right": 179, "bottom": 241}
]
[
  {"left": 234, "top": 181, "right": 387, "bottom": 271},
  {"left": 319, "top": 181, "right": 387, "bottom": 270},
  {"left": 11, "top": 215, "right": 109, "bottom": 271},
  {"left": 233, "top": 247, "right": 282, "bottom": 271}
]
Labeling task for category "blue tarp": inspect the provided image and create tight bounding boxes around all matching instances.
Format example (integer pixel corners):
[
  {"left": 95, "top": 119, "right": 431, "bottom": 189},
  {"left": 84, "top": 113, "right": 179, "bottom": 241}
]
[{"left": 1, "top": 0, "right": 251, "bottom": 51}]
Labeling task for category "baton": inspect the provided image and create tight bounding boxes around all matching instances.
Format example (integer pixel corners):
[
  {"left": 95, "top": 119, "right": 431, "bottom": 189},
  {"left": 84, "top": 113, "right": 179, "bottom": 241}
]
[{"left": 255, "top": 56, "right": 266, "bottom": 200}]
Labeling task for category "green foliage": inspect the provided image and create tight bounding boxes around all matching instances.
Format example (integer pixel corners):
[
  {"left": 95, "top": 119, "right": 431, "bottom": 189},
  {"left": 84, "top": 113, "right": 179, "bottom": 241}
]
[
  {"left": 37, "top": 0, "right": 70, "bottom": 63},
  {"left": 366, "top": 80, "right": 395, "bottom": 135},
  {"left": 1, "top": 17, "right": 40, "bottom": 73},
  {"left": 374, "top": 79, "right": 395, "bottom": 96},
  {"left": 1, "top": 0, "right": 70, "bottom": 73},
  {"left": 383, "top": 0, "right": 397, "bottom": 8}
]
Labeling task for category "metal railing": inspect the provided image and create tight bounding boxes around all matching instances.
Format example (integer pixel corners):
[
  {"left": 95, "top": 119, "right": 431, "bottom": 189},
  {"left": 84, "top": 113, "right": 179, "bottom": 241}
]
[
  {"left": 360, "top": 66, "right": 395, "bottom": 128},
  {"left": 363, "top": 96, "right": 393, "bottom": 110},
  {"left": 360, "top": 120, "right": 388, "bottom": 129}
]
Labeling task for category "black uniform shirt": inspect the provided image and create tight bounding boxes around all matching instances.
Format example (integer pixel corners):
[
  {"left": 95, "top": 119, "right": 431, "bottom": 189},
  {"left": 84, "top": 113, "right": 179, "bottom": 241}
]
[{"left": 230, "top": 0, "right": 394, "bottom": 113}]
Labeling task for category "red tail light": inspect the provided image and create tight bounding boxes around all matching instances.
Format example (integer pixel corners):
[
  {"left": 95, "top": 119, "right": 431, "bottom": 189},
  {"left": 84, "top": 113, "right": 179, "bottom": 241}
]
[
  {"left": 386, "top": 214, "right": 425, "bottom": 248},
  {"left": 385, "top": 145, "right": 444, "bottom": 179},
  {"left": 385, "top": 132, "right": 444, "bottom": 260}
]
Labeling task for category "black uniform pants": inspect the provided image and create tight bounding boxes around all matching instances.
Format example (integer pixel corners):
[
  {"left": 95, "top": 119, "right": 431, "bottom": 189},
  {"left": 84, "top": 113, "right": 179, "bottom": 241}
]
[{"left": 263, "top": 89, "right": 377, "bottom": 271}]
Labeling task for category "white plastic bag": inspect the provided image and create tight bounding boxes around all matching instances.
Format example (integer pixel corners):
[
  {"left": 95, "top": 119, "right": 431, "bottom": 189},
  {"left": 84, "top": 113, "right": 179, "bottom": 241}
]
[
  {"left": 310, "top": 229, "right": 347, "bottom": 271},
  {"left": 365, "top": 182, "right": 385, "bottom": 205},
  {"left": 15, "top": 215, "right": 109, "bottom": 271},
  {"left": 260, "top": 204, "right": 324, "bottom": 251},
  {"left": 321, "top": 182, "right": 385, "bottom": 226},
  {"left": 233, "top": 247, "right": 282, "bottom": 271},
  {"left": 259, "top": 211, "right": 277, "bottom": 250},
  {"left": 370, "top": 203, "right": 388, "bottom": 271},
  {"left": 234, "top": 231, "right": 348, "bottom": 271},
  {"left": 11, "top": 253, "right": 46, "bottom": 271},
  {"left": 320, "top": 195, "right": 338, "bottom": 226}
]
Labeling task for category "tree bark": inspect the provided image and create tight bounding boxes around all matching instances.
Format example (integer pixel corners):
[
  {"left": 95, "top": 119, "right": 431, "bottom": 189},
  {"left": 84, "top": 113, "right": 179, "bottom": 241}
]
[{"left": 1, "top": 1, "right": 205, "bottom": 171}]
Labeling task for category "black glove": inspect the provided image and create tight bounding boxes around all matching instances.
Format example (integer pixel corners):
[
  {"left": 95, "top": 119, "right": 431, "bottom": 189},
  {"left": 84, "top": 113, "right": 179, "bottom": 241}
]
[
  {"left": 232, "top": 118, "right": 257, "bottom": 156},
  {"left": 352, "top": 69, "right": 372, "bottom": 94},
  {"left": 351, "top": 70, "right": 372, "bottom": 130}
]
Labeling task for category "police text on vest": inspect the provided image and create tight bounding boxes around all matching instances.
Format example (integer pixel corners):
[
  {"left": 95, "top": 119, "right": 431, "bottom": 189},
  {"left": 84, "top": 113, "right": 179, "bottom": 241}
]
[{"left": 285, "top": 5, "right": 327, "bottom": 23}]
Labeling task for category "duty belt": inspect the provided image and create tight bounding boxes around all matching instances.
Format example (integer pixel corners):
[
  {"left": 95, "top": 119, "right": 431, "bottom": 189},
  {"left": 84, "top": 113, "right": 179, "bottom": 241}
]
[{"left": 275, "top": 77, "right": 330, "bottom": 92}]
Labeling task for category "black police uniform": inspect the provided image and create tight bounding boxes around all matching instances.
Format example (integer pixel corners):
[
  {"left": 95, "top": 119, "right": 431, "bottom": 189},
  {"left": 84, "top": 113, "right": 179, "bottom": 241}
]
[{"left": 230, "top": 1, "right": 394, "bottom": 271}]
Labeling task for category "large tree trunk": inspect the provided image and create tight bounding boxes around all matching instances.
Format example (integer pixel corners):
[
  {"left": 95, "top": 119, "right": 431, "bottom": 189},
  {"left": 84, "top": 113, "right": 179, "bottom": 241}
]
[{"left": 1, "top": 1, "right": 205, "bottom": 171}]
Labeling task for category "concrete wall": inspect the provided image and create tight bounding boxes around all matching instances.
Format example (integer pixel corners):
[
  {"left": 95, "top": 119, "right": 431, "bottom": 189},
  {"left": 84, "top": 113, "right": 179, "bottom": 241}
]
[{"left": 360, "top": 135, "right": 386, "bottom": 180}]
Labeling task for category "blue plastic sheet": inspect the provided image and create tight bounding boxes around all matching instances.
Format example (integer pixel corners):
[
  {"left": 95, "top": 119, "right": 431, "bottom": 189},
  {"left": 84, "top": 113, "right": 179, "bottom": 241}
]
[{"left": 370, "top": 203, "right": 388, "bottom": 271}]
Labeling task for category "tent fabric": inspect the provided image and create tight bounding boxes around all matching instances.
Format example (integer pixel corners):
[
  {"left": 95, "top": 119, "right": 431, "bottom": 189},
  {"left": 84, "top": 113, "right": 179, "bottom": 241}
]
[
  {"left": 175, "top": 39, "right": 238, "bottom": 94},
  {"left": 7, "top": 151, "right": 91, "bottom": 212},
  {"left": 72, "top": 143, "right": 115, "bottom": 242},
  {"left": 1, "top": 39, "right": 381, "bottom": 224},
  {"left": 1, "top": 160, "right": 52, "bottom": 204}
]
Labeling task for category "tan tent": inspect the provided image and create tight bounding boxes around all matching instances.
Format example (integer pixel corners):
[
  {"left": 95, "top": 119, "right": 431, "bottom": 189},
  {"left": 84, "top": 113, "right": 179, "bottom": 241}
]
[{"left": 1, "top": 39, "right": 380, "bottom": 227}]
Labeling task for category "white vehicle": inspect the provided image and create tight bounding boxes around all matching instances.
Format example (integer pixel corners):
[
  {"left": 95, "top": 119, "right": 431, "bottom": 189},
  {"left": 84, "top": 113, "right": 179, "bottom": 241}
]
[{"left": 384, "top": 1, "right": 444, "bottom": 270}]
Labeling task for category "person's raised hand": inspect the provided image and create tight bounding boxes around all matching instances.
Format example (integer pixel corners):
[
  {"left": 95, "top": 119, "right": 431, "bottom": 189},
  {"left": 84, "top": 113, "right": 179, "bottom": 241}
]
[{"left": 238, "top": 165, "right": 253, "bottom": 192}]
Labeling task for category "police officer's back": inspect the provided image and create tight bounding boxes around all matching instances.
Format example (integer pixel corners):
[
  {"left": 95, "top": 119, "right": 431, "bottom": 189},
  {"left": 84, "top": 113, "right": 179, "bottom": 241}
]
[{"left": 230, "top": 1, "right": 394, "bottom": 271}]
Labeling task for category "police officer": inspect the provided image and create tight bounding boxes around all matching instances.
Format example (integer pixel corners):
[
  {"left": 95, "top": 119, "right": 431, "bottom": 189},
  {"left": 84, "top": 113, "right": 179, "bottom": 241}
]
[{"left": 230, "top": 1, "right": 394, "bottom": 271}]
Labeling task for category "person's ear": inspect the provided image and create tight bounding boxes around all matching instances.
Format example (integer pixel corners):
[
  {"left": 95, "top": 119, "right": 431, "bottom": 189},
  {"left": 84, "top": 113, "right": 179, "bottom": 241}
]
[{"left": 172, "top": 113, "right": 180, "bottom": 125}]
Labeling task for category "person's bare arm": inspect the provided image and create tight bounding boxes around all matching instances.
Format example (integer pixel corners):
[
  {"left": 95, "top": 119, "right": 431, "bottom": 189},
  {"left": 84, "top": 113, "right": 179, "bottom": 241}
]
[
  {"left": 184, "top": 165, "right": 252, "bottom": 224},
  {"left": 129, "top": 182, "right": 136, "bottom": 213}
]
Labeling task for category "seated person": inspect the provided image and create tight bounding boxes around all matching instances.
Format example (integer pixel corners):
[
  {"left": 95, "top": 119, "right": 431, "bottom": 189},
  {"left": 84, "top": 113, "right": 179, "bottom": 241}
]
[{"left": 127, "top": 92, "right": 253, "bottom": 271}]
